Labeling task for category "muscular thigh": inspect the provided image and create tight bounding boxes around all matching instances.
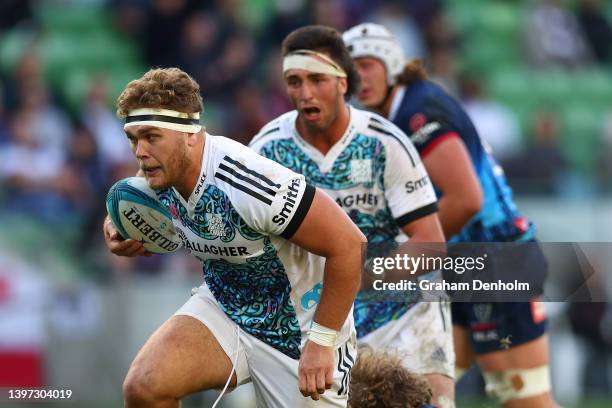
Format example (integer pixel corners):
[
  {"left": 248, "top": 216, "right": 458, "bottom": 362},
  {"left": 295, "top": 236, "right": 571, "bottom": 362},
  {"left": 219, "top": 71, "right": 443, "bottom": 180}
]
[
  {"left": 453, "top": 325, "right": 476, "bottom": 369},
  {"left": 126, "top": 315, "right": 237, "bottom": 398},
  {"left": 424, "top": 373, "right": 455, "bottom": 408},
  {"left": 477, "top": 335, "right": 550, "bottom": 372}
]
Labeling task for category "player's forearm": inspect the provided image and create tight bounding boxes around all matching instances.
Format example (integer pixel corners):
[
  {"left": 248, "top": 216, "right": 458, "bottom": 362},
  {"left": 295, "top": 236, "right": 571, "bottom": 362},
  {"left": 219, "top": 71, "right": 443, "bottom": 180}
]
[
  {"left": 313, "top": 248, "right": 362, "bottom": 331},
  {"left": 437, "top": 196, "right": 480, "bottom": 238}
]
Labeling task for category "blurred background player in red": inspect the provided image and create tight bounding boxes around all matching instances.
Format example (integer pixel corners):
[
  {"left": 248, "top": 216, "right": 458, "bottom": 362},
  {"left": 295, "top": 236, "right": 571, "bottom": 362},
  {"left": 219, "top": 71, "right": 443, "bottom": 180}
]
[{"left": 343, "top": 23, "right": 559, "bottom": 408}]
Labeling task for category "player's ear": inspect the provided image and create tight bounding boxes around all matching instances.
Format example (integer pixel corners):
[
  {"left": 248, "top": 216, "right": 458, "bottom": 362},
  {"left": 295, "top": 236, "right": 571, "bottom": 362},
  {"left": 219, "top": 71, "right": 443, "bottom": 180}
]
[
  {"left": 186, "top": 131, "right": 199, "bottom": 147},
  {"left": 338, "top": 77, "right": 348, "bottom": 97}
]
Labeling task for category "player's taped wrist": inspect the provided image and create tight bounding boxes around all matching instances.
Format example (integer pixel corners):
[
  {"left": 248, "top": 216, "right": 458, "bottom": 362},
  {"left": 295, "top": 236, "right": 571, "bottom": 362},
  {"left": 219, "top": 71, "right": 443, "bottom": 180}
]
[{"left": 307, "top": 321, "right": 338, "bottom": 347}]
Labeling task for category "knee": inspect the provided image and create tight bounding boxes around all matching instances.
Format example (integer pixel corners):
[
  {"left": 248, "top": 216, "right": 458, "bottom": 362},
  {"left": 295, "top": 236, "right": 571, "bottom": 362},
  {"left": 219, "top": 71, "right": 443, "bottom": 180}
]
[
  {"left": 483, "top": 365, "right": 551, "bottom": 404},
  {"left": 123, "top": 367, "right": 164, "bottom": 407},
  {"left": 425, "top": 374, "right": 455, "bottom": 408}
]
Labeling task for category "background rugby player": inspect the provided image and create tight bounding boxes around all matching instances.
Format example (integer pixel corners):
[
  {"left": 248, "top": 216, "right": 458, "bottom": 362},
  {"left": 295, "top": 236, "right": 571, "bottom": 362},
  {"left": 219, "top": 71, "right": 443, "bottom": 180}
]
[
  {"left": 344, "top": 23, "right": 558, "bottom": 408},
  {"left": 251, "top": 26, "right": 455, "bottom": 408}
]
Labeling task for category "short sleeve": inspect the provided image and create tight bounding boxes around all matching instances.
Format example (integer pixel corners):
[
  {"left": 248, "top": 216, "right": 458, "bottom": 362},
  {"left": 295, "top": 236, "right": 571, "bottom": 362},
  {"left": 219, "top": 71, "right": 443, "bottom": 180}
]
[
  {"left": 383, "top": 137, "right": 438, "bottom": 228},
  {"left": 399, "top": 98, "right": 457, "bottom": 155},
  {"left": 214, "top": 149, "right": 315, "bottom": 239}
]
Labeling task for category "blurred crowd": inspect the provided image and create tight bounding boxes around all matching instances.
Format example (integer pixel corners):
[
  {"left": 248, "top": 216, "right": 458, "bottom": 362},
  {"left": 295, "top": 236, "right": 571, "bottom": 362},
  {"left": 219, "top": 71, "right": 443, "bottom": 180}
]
[{"left": 0, "top": 0, "right": 610, "bottom": 275}]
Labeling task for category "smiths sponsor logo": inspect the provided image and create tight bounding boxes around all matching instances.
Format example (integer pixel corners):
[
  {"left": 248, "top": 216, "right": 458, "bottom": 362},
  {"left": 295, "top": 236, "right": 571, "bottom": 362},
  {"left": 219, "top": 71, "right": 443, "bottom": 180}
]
[
  {"left": 349, "top": 159, "right": 372, "bottom": 184},
  {"left": 405, "top": 175, "right": 430, "bottom": 193},
  {"left": 206, "top": 213, "right": 226, "bottom": 237},
  {"left": 272, "top": 178, "right": 301, "bottom": 226}
]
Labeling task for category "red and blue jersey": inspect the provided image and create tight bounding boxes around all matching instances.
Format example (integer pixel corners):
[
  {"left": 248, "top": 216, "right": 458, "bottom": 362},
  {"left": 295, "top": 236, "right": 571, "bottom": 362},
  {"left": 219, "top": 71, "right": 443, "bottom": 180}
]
[{"left": 389, "top": 80, "right": 535, "bottom": 242}]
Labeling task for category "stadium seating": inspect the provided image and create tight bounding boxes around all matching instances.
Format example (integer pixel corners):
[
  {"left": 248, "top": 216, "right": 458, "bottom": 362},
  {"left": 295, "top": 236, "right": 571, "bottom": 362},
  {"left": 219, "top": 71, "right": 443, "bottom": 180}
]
[
  {"left": 0, "top": 3, "right": 145, "bottom": 114},
  {"left": 448, "top": 0, "right": 611, "bottom": 176}
]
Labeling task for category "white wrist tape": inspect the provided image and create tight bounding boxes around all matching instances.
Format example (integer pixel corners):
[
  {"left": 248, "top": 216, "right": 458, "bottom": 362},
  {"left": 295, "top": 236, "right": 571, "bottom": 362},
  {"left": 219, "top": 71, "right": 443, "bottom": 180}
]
[{"left": 308, "top": 322, "right": 338, "bottom": 347}]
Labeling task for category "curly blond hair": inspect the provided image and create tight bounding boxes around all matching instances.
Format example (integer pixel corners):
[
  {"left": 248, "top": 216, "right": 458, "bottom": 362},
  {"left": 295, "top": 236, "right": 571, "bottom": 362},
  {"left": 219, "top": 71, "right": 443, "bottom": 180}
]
[
  {"left": 348, "top": 347, "right": 432, "bottom": 408},
  {"left": 116, "top": 68, "right": 203, "bottom": 118}
]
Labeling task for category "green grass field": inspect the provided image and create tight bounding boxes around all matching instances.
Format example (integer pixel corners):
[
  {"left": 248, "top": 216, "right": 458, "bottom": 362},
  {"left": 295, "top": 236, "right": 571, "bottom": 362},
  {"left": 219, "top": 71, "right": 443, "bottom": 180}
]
[{"left": 458, "top": 398, "right": 612, "bottom": 408}]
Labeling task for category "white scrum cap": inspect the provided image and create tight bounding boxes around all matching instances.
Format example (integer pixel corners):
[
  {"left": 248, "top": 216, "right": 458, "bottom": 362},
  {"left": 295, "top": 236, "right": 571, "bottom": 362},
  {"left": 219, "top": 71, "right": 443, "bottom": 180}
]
[{"left": 343, "top": 22, "right": 405, "bottom": 86}]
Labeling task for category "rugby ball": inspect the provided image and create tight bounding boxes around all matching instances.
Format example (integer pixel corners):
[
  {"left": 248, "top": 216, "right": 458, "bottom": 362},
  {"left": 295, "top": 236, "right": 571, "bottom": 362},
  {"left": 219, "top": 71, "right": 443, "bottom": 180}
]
[{"left": 106, "top": 177, "right": 182, "bottom": 254}]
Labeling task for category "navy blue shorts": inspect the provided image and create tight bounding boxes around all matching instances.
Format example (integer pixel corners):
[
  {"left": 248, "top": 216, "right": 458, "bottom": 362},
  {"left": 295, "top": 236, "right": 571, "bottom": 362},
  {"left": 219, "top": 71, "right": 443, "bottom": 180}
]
[{"left": 452, "top": 300, "right": 547, "bottom": 354}]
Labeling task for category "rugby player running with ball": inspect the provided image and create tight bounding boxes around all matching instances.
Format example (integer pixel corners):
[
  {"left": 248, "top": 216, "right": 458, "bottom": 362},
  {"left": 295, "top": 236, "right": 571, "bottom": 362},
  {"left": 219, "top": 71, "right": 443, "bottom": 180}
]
[{"left": 103, "top": 67, "right": 365, "bottom": 408}]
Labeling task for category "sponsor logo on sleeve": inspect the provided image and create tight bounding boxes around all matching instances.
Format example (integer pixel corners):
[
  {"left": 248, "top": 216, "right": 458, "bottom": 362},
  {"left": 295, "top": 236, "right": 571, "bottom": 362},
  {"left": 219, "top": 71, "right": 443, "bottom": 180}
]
[
  {"left": 272, "top": 177, "right": 302, "bottom": 226},
  {"left": 405, "top": 175, "right": 430, "bottom": 193},
  {"left": 408, "top": 113, "right": 441, "bottom": 144}
]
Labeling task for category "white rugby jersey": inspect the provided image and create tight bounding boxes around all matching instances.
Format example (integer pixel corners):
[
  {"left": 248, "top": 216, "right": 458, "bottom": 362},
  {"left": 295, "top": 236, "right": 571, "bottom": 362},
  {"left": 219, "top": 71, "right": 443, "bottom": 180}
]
[
  {"left": 250, "top": 106, "right": 438, "bottom": 338},
  {"left": 155, "top": 134, "right": 354, "bottom": 359}
]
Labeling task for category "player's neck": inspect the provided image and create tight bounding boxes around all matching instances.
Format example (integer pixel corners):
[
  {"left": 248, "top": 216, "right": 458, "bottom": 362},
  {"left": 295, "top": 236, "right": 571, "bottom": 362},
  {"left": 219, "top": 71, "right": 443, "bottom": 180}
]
[
  {"left": 176, "top": 133, "right": 206, "bottom": 200},
  {"left": 376, "top": 85, "right": 398, "bottom": 118},
  {"left": 297, "top": 104, "right": 350, "bottom": 155}
]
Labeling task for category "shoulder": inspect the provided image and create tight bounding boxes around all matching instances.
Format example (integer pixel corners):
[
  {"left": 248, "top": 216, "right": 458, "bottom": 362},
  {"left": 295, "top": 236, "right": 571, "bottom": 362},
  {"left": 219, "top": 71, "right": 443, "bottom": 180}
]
[
  {"left": 393, "top": 82, "right": 464, "bottom": 148},
  {"left": 362, "top": 110, "right": 406, "bottom": 139},
  {"left": 417, "top": 81, "right": 462, "bottom": 119},
  {"left": 249, "top": 111, "right": 297, "bottom": 151},
  {"left": 409, "top": 79, "right": 447, "bottom": 99},
  {"left": 398, "top": 80, "right": 456, "bottom": 114},
  {"left": 207, "top": 134, "right": 259, "bottom": 163},
  {"left": 350, "top": 106, "right": 402, "bottom": 136},
  {"left": 207, "top": 134, "right": 300, "bottom": 195},
  {"left": 206, "top": 134, "right": 313, "bottom": 237},
  {"left": 353, "top": 107, "right": 417, "bottom": 159}
]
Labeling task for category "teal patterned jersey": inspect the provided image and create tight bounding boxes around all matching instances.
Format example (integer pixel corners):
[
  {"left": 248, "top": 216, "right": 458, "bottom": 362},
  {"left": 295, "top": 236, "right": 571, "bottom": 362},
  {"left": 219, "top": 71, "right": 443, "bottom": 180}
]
[
  {"left": 251, "top": 107, "right": 438, "bottom": 338},
  {"left": 154, "top": 134, "right": 354, "bottom": 359}
]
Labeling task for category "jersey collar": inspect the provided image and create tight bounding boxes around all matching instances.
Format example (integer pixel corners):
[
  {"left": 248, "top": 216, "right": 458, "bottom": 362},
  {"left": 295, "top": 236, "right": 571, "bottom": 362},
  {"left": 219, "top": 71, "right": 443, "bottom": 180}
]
[
  {"left": 388, "top": 86, "right": 406, "bottom": 122},
  {"left": 173, "top": 132, "right": 210, "bottom": 217},
  {"left": 290, "top": 105, "right": 357, "bottom": 172}
]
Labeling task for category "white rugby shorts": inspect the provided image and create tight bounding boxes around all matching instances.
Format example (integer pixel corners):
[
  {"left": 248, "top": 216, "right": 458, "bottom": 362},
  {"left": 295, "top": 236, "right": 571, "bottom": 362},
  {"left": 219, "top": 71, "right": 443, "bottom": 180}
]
[{"left": 176, "top": 284, "right": 357, "bottom": 407}]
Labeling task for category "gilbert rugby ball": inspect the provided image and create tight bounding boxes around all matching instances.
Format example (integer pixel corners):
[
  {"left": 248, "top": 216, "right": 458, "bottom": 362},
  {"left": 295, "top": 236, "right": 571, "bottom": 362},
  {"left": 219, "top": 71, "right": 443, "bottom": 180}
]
[{"left": 106, "top": 177, "right": 182, "bottom": 253}]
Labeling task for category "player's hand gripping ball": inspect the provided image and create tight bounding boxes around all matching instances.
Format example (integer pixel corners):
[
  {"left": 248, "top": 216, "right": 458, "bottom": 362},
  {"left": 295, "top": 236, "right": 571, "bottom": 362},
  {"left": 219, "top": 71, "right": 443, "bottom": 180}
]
[{"left": 106, "top": 177, "right": 182, "bottom": 254}]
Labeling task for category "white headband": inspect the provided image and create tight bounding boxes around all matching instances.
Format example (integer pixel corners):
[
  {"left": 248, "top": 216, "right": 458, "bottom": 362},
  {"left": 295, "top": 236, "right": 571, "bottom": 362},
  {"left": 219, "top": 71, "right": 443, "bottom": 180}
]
[
  {"left": 124, "top": 108, "right": 203, "bottom": 133},
  {"left": 283, "top": 50, "right": 347, "bottom": 78}
]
